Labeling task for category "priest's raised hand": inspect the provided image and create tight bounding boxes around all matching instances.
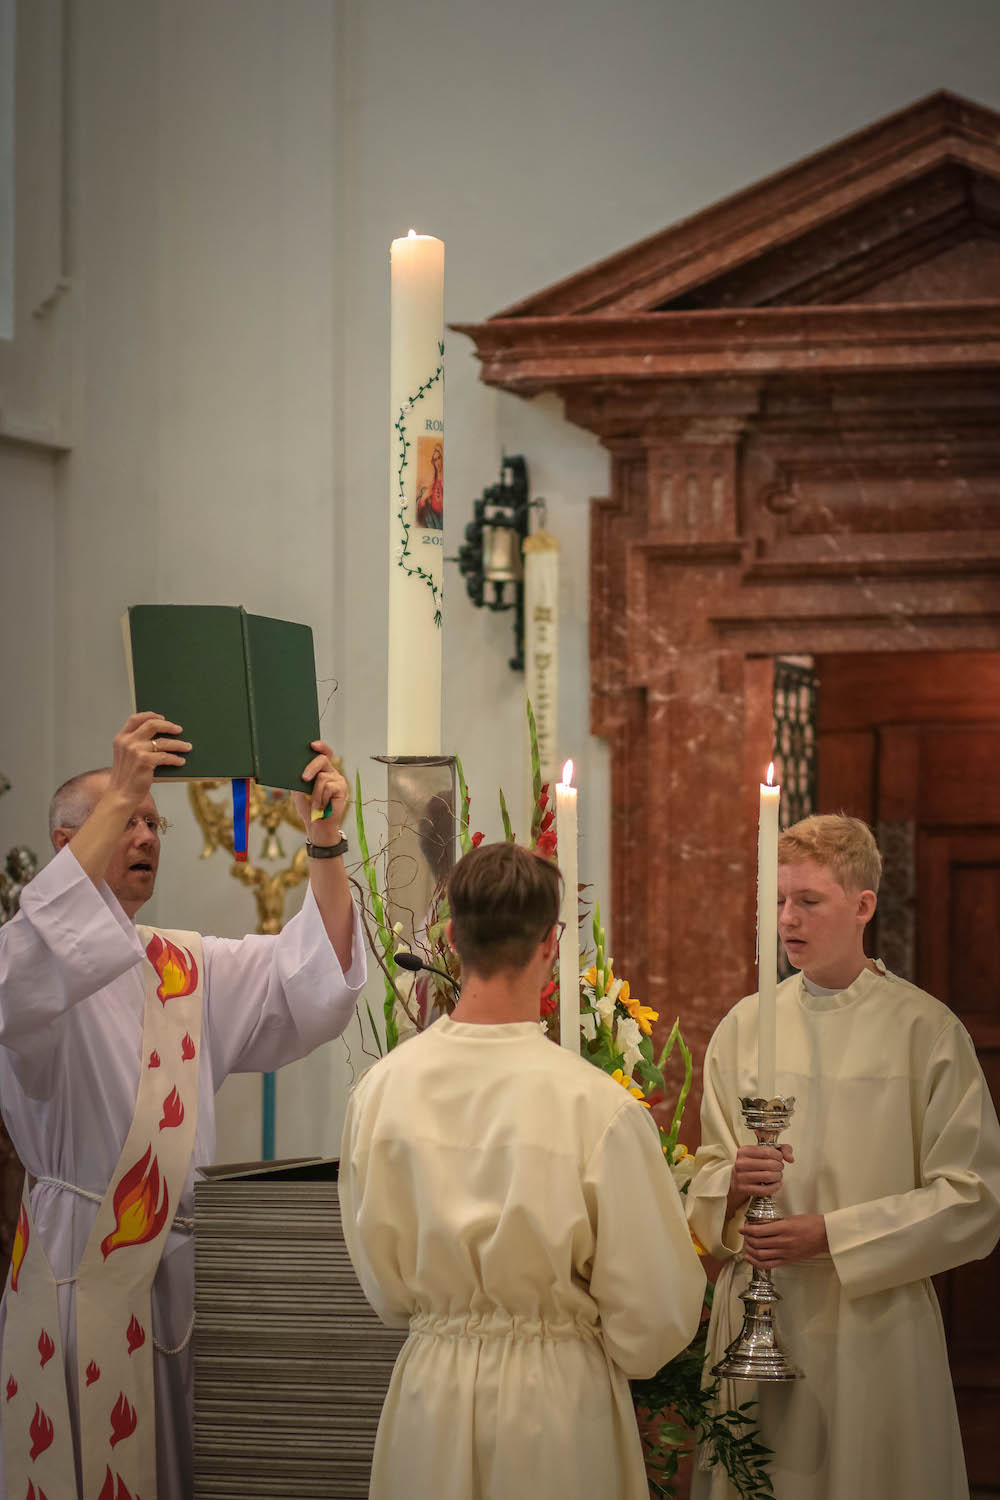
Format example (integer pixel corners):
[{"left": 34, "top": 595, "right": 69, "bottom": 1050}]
[
  {"left": 291, "top": 737, "right": 354, "bottom": 971},
  {"left": 58, "top": 709, "right": 191, "bottom": 914}
]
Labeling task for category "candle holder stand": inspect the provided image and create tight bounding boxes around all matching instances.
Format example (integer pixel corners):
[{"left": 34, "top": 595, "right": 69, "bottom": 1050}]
[
  {"left": 711, "top": 1096, "right": 804, "bottom": 1383},
  {"left": 372, "top": 756, "right": 456, "bottom": 949}
]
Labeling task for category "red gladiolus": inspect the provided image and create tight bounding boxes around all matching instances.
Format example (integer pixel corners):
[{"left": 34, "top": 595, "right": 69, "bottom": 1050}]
[
  {"left": 539, "top": 981, "right": 558, "bottom": 1017},
  {"left": 471, "top": 831, "right": 484, "bottom": 847}
]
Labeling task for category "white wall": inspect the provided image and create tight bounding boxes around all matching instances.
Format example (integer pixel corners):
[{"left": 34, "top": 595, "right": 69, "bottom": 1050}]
[{"left": 2, "top": 0, "right": 999, "bottom": 1162}]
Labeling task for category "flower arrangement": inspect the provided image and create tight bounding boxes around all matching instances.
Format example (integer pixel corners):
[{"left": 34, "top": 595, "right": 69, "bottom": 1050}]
[{"left": 351, "top": 704, "right": 772, "bottom": 1499}]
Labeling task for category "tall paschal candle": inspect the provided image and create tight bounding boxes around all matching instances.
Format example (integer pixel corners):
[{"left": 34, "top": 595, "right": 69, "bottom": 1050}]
[{"left": 388, "top": 230, "right": 444, "bottom": 756}]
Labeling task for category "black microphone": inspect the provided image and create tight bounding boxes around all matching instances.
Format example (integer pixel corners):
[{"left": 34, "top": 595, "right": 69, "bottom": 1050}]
[{"left": 394, "top": 949, "right": 461, "bottom": 996}]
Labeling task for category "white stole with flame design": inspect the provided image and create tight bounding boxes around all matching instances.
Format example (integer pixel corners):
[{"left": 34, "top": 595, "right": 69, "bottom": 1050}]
[{"left": 2, "top": 927, "right": 203, "bottom": 1500}]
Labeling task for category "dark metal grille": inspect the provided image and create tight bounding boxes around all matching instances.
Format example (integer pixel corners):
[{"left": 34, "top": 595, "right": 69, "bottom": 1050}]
[
  {"left": 772, "top": 658, "right": 818, "bottom": 980},
  {"left": 772, "top": 659, "right": 817, "bottom": 832}
]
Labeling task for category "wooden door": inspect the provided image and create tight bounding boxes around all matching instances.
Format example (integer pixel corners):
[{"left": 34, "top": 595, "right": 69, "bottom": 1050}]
[{"left": 816, "top": 656, "right": 1000, "bottom": 1490}]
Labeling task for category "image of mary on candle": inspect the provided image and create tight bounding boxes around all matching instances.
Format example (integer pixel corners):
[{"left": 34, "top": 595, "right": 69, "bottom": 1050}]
[{"left": 416, "top": 438, "right": 444, "bottom": 529}]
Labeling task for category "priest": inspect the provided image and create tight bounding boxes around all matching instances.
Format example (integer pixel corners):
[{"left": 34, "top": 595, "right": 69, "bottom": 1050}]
[
  {"left": 687, "top": 813, "right": 1000, "bottom": 1500},
  {"left": 339, "top": 840, "right": 706, "bottom": 1500},
  {"left": 0, "top": 710, "right": 366, "bottom": 1500}
]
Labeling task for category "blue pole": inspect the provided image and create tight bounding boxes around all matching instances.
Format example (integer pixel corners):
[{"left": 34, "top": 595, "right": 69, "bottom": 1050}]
[{"left": 261, "top": 1071, "right": 276, "bottom": 1161}]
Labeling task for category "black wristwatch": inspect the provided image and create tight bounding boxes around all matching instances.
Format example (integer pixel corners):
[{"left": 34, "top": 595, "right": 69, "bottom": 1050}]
[{"left": 306, "top": 834, "right": 349, "bottom": 860}]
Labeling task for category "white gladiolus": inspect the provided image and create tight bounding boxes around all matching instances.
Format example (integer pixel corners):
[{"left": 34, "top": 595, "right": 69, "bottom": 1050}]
[
  {"left": 615, "top": 1014, "right": 644, "bottom": 1074},
  {"left": 595, "top": 989, "right": 616, "bottom": 1028}
]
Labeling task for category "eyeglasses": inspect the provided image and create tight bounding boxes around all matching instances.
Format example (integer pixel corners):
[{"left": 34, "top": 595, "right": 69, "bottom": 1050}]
[
  {"left": 553, "top": 920, "right": 566, "bottom": 941},
  {"left": 125, "top": 814, "right": 169, "bottom": 836}
]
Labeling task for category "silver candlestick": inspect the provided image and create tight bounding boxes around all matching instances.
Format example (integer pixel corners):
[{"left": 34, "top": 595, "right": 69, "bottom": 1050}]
[{"left": 711, "top": 1096, "right": 803, "bottom": 1382}]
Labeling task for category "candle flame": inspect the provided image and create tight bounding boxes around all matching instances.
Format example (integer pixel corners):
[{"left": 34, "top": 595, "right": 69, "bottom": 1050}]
[
  {"left": 562, "top": 759, "right": 574, "bottom": 787},
  {"left": 766, "top": 762, "right": 775, "bottom": 787},
  {"left": 407, "top": 228, "right": 417, "bottom": 238}
]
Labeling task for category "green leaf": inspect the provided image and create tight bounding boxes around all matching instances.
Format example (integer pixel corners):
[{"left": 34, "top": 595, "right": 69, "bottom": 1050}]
[
  {"left": 498, "top": 786, "right": 515, "bottom": 843},
  {"left": 455, "top": 756, "right": 473, "bottom": 856},
  {"left": 526, "top": 697, "right": 542, "bottom": 814},
  {"left": 355, "top": 771, "right": 399, "bottom": 1051}
]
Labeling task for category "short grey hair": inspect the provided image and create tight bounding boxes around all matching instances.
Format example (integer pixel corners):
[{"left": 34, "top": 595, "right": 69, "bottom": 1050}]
[{"left": 49, "top": 768, "right": 111, "bottom": 843}]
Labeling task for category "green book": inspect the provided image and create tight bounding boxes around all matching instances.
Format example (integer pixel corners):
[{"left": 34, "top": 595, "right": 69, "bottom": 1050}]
[{"left": 122, "top": 605, "right": 321, "bottom": 792}]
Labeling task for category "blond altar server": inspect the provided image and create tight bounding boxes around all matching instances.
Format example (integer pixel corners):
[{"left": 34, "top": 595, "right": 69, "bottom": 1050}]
[
  {"left": 339, "top": 841, "right": 705, "bottom": 1500},
  {"left": 687, "top": 814, "right": 1000, "bottom": 1500},
  {"left": 0, "top": 711, "right": 366, "bottom": 1500}
]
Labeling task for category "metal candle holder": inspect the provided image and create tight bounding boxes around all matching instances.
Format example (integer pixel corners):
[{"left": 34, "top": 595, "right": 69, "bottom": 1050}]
[{"left": 711, "top": 1096, "right": 803, "bottom": 1382}]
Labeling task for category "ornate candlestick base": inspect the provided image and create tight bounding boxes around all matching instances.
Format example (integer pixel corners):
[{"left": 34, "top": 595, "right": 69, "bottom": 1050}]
[{"left": 711, "top": 1096, "right": 804, "bottom": 1382}]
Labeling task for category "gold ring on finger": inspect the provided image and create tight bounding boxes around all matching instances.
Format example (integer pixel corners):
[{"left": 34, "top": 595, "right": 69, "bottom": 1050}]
[{"left": 151, "top": 739, "right": 158, "bottom": 753}]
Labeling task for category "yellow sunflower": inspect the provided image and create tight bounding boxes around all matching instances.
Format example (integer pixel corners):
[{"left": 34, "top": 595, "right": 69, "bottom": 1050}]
[
  {"left": 610, "top": 1067, "right": 651, "bottom": 1108},
  {"left": 620, "top": 981, "right": 658, "bottom": 1037}
]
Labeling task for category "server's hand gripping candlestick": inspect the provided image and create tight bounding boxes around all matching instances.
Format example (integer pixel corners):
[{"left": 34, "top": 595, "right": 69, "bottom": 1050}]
[{"left": 712, "top": 765, "right": 803, "bottom": 1383}]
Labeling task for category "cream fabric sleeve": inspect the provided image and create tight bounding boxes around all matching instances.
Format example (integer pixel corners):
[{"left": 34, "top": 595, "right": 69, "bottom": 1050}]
[
  {"left": 826, "top": 1019, "right": 1000, "bottom": 1300},
  {"left": 204, "top": 888, "right": 366, "bottom": 1079},
  {"left": 685, "top": 1025, "right": 748, "bottom": 1259},
  {"left": 337, "top": 1073, "right": 412, "bottom": 1330},
  {"left": 583, "top": 1097, "right": 706, "bottom": 1379}
]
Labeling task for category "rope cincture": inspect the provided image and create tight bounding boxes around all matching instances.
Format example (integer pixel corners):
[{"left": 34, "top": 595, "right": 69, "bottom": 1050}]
[{"left": 33, "top": 1175, "right": 196, "bottom": 1355}]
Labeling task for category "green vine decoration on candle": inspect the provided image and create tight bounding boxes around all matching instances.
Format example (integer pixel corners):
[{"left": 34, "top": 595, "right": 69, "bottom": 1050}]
[{"left": 395, "top": 339, "right": 445, "bottom": 627}]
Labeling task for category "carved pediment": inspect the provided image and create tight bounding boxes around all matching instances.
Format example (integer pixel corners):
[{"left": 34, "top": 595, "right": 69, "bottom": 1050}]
[{"left": 491, "top": 92, "right": 1000, "bottom": 318}]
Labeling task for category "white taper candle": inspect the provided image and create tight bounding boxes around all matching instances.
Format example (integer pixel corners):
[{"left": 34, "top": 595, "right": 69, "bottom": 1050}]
[
  {"left": 757, "top": 763, "right": 780, "bottom": 1098},
  {"left": 556, "top": 760, "right": 580, "bottom": 1054}
]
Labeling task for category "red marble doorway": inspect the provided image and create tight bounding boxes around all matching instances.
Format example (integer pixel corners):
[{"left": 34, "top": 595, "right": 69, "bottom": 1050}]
[{"left": 814, "top": 649, "right": 1000, "bottom": 1490}]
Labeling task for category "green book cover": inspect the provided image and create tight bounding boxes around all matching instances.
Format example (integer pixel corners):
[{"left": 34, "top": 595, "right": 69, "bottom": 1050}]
[{"left": 123, "top": 605, "right": 321, "bottom": 792}]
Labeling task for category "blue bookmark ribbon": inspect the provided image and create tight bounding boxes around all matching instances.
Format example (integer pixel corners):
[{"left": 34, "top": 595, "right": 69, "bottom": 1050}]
[{"left": 232, "top": 778, "right": 250, "bottom": 862}]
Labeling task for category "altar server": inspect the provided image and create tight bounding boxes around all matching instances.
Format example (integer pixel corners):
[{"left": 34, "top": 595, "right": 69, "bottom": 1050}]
[
  {"left": 687, "top": 813, "right": 1000, "bottom": 1500},
  {"left": 339, "top": 840, "right": 705, "bottom": 1500},
  {"left": 0, "top": 710, "right": 365, "bottom": 1500}
]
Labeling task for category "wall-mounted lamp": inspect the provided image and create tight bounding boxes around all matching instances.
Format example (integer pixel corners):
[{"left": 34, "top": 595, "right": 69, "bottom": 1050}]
[{"left": 453, "top": 454, "right": 534, "bottom": 671}]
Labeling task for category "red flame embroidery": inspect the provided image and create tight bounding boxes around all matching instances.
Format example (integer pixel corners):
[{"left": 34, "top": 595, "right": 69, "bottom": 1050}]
[
  {"left": 37, "top": 1330, "right": 55, "bottom": 1369},
  {"left": 126, "top": 1314, "right": 145, "bottom": 1356},
  {"left": 116, "top": 1479, "right": 134, "bottom": 1500},
  {"left": 25, "top": 1483, "right": 50, "bottom": 1500},
  {"left": 11, "top": 1202, "right": 28, "bottom": 1292},
  {"left": 29, "top": 1403, "right": 54, "bottom": 1460},
  {"left": 148, "top": 1050, "right": 160, "bottom": 1069},
  {"left": 85, "top": 1359, "right": 101, "bottom": 1386},
  {"left": 6, "top": 1374, "right": 16, "bottom": 1401},
  {"left": 145, "top": 933, "right": 198, "bottom": 1006},
  {"left": 158, "top": 1086, "right": 184, "bottom": 1131},
  {"left": 109, "top": 1391, "right": 137, "bottom": 1448},
  {"left": 98, "top": 1469, "right": 115, "bottom": 1500},
  {"left": 181, "top": 1032, "right": 195, "bottom": 1062},
  {"left": 100, "top": 1146, "right": 170, "bottom": 1260}
]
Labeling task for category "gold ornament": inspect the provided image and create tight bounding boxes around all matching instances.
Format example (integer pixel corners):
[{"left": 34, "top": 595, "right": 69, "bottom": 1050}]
[{"left": 187, "top": 765, "right": 343, "bottom": 935}]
